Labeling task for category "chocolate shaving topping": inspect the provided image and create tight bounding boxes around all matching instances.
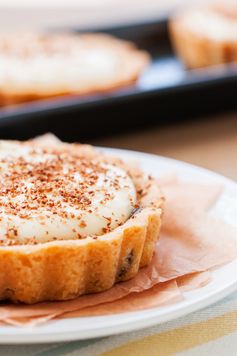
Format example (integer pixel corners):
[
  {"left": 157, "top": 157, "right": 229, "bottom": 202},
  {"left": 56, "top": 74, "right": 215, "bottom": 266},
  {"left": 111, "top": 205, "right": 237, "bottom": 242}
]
[{"left": 0, "top": 143, "right": 136, "bottom": 245}]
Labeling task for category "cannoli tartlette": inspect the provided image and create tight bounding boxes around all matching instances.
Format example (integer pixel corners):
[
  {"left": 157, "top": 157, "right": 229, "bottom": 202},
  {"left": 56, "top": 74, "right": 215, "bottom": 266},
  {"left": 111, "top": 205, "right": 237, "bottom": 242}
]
[
  {"left": 0, "top": 33, "right": 149, "bottom": 105},
  {"left": 169, "top": 2, "right": 237, "bottom": 68},
  {"left": 0, "top": 137, "right": 163, "bottom": 303}
]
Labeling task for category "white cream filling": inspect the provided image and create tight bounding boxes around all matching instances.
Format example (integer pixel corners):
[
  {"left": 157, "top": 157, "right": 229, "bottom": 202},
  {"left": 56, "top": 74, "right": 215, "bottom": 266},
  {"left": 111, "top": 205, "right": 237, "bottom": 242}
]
[
  {"left": 0, "top": 49, "right": 119, "bottom": 87},
  {"left": 0, "top": 142, "right": 136, "bottom": 244}
]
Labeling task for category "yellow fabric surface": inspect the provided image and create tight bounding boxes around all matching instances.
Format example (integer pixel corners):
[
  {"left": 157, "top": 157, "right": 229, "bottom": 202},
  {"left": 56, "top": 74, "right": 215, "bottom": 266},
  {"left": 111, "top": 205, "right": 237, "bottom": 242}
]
[{"left": 103, "top": 308, "right": 237, "bottom": 356}]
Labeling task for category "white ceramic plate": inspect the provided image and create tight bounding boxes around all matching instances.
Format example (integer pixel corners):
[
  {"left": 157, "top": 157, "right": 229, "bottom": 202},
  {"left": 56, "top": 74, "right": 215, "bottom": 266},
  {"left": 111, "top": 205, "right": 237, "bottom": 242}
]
[{"left": 1, "top": 148, "right": 237, "bottom": 344}]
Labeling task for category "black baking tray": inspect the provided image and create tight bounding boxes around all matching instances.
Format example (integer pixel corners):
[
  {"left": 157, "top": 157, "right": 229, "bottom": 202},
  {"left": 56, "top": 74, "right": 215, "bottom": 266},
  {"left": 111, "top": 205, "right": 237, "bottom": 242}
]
[{"left": 0, "top": 21, "right": 237, "bottom": 141}]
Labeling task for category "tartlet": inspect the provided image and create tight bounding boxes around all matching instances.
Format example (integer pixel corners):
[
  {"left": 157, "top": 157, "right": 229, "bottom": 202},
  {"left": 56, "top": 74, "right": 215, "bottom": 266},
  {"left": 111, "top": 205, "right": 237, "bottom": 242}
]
[
  {"left": 0, "top": 136, "right": 163, "bottom": 304},
  {"left": 0, "top": 32, "right": 149, "bottom": 106},
  {"left": 169, "top": 2, "right": 237, "bottom": 68}
]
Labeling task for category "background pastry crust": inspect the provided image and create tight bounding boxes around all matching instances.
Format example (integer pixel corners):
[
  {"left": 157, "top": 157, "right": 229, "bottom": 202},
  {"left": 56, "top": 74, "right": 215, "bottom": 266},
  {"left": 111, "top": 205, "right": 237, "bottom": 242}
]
[{"left": 169, "top": 3, "right": 237, "bottom": 68}]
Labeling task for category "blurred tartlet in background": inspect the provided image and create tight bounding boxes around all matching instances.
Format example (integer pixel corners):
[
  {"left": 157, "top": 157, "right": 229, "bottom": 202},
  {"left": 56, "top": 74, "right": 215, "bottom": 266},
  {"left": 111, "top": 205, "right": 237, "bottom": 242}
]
[
  {"left": 169, "top": 1, "right": 237, "bottom": 68},
  {"left": 0, "top": 32, "right": 149, "bottom": 106}
]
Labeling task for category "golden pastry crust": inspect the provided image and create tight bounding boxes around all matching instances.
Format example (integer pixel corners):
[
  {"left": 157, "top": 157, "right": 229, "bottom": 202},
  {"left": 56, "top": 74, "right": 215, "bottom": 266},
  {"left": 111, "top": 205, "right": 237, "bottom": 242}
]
[
  {"left": 0, "top": 139, "right": 163, "bottom": 304},
  {"left": 0, "top": 33, "right": 150, "bottom": 106},
  {"left": 169, "top": 2, "right": 237, "bottom": 68}
]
